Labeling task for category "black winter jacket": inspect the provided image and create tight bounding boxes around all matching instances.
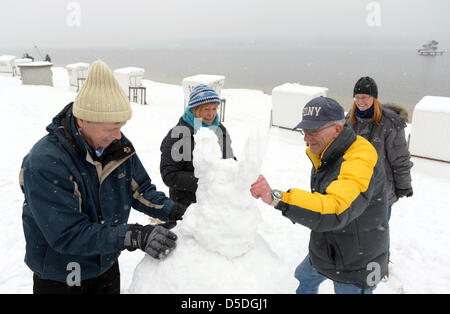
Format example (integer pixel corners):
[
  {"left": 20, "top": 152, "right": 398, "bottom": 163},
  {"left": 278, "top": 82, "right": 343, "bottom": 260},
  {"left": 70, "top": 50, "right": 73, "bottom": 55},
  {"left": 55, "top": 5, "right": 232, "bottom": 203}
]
[
  {"left": 347, "top": 107, "right": 413, "bottom": 205},
  {"left": 160, "top": 117, "right": 235, "bottom": 207},
  {"left": 276, "top": 128, "right": 389, "bottom": 289}
]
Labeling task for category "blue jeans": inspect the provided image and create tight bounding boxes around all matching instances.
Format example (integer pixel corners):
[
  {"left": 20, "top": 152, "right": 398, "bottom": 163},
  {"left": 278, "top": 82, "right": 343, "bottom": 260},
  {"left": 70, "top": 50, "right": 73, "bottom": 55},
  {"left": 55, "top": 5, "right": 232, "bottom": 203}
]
[{"left": 294, "top": 255, "right": 375, "bottom": 294}]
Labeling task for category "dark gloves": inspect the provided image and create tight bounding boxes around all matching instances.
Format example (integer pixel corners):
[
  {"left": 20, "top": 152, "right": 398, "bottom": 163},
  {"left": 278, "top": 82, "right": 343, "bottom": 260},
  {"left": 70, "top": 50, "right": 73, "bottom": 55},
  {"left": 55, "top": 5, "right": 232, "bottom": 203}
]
[
  {"left": 168, "top": 202, "right": 188, "bottom": 221},
  {"left": 396, "top": 188, "right": 413, "bottom": 198},
  {"left": 123, "top": 203, "right": 186, "bottom": 259},
  {"left": 124, "top": 224, "right": 178, "bottom": 260}
]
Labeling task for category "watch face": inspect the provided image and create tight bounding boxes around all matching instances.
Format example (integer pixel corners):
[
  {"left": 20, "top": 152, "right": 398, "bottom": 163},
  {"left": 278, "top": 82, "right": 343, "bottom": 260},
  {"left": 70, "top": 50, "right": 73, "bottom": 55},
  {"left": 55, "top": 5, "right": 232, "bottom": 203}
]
[{"left": 273, "top": 190, "right": 282, "bottom": 199}]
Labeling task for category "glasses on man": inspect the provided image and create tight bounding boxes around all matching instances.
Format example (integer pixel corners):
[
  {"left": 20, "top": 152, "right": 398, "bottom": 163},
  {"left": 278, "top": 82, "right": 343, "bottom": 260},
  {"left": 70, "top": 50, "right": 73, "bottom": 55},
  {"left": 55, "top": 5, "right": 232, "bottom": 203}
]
[
  {"left": 299, "top": 123, "right": 337, "bottom": 136},
  {"left": 353, "top": 95, "right": 372, "bottom": 101}
]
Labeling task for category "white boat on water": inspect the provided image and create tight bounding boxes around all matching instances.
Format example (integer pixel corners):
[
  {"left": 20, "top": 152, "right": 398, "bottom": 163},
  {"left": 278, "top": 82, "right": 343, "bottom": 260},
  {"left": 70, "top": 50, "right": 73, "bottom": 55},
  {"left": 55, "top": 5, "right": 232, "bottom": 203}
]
[{"left": 417, "top": 40, "right": 444, "bottom": 56}]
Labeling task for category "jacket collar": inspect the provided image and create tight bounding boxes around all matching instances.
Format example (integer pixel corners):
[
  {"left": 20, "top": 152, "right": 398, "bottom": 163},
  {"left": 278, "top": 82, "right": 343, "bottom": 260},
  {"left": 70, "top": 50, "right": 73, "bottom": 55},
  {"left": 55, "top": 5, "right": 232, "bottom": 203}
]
[
  {"left": 306, "top": 127, "right": 356, "bottom": 170},
  {"left": 47, "top": 102, "right": 135, "bottom": 163},
  {"left": 181, "top": 107, "right": 220, "bottom": 132}
]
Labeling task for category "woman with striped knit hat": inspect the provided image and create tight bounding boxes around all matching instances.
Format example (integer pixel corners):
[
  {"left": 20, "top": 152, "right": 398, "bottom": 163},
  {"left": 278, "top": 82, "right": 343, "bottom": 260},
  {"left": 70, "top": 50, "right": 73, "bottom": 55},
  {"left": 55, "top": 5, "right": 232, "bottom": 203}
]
[{"left": 160, "top": 84, "right": 235, "bottom": 207}]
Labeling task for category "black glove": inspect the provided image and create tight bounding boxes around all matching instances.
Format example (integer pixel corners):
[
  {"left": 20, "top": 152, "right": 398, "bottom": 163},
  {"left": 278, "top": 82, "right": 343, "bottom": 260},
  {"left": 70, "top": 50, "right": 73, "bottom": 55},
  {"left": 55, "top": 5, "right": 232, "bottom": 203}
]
[
  {"left": 396, "top": 188, "right": 413, "bottom": 198},
  {"left": 124, "top": 224, "right": 177, "bottom": 259},
  {"left": 168, "top": 202, "right": 188, "bottom": 221}
]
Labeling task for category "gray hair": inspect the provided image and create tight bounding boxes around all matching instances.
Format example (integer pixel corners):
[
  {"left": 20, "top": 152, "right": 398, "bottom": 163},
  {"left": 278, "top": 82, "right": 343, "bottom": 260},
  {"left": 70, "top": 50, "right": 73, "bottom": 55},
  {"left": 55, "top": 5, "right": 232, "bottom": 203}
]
[{"left": 328, "top": 119, "right": 346, "bottom": 127}]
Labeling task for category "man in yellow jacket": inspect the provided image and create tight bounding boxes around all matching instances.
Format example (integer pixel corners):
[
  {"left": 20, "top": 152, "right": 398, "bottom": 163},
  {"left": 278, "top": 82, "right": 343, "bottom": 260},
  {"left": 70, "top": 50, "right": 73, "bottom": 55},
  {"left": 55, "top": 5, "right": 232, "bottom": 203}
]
[{"left": 250, "top": 96, "right": 388, "bottom": 294}]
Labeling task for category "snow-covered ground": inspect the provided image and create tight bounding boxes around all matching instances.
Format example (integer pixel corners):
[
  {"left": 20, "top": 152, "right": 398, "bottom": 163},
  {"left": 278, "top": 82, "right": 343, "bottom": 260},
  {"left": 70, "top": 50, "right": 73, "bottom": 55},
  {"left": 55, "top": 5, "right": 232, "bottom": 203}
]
[{"left": 1, "top": 68, "right": 449, "bottom": 294}]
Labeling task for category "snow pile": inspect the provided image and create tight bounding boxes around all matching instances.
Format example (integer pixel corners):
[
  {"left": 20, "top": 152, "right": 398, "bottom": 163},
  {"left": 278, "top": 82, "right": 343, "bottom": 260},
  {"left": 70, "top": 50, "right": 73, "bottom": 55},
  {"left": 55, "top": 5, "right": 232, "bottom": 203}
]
[{"left": 128, "top": 128, "right": 297, "bottom": 293}]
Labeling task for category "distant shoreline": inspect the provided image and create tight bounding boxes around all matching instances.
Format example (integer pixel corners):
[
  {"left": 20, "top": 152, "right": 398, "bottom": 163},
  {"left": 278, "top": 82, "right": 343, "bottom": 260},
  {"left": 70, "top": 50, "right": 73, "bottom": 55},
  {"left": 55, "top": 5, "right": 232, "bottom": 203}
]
[{"left": 4, "top": 46, "right": 449, "bottom": 121}]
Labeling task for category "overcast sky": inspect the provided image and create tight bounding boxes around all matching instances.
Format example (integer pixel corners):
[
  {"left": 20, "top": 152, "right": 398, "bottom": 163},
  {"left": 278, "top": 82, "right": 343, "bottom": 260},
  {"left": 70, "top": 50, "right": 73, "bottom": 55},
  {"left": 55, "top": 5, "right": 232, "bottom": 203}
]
[{"left": 0, "top": 0, "right": 449, "bottom": 49}]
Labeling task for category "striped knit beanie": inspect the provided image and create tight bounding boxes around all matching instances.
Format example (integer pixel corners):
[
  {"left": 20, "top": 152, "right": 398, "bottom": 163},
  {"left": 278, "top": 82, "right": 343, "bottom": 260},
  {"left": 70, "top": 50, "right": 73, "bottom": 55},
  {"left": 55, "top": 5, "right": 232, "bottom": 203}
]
[
  {"left": 73, "top": 60, "right": 132, "bottom": 123},
  {"left": 187, "top": 84, "right": 220, "bottom": 110}
]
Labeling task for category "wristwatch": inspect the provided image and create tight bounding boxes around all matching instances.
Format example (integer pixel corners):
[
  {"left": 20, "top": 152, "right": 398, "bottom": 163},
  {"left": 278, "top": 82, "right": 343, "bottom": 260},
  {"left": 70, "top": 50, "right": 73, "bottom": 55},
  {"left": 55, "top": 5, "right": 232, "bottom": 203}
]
[{"left": 270, "top": 189, "right": 283, "bottom": 207}]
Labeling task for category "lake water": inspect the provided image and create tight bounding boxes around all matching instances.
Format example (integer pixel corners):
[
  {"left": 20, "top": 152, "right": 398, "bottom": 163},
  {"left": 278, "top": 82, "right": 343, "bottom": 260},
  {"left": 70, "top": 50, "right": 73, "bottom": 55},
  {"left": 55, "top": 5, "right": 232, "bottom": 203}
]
[{"left": 14, "top": 46, "right": 450, "bottom": 119}]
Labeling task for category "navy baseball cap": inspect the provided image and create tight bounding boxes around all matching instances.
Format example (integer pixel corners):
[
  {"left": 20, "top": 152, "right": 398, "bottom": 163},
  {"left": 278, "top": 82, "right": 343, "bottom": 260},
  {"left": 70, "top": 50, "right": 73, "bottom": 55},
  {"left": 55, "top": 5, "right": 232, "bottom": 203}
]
[{"left": 293, "top": 96, "right": 345, "bottom": 130}]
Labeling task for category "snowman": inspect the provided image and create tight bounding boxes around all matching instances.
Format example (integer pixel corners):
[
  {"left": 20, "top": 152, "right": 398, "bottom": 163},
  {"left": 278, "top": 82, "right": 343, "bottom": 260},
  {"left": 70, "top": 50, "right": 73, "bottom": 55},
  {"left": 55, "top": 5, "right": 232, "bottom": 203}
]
[{"left": 128, "top": 128, "right": 297, "bottom": 293}]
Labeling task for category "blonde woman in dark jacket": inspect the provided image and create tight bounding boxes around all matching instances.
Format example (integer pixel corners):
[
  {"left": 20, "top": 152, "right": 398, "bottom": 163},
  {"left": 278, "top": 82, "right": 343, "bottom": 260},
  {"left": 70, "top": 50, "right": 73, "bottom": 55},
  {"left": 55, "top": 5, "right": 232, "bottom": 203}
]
[
  {"left": 160, "top": 85, "right": 235, "bottom": 207},
  {"left": 347, "top": 76, "right": 413, "bottom": 221}
]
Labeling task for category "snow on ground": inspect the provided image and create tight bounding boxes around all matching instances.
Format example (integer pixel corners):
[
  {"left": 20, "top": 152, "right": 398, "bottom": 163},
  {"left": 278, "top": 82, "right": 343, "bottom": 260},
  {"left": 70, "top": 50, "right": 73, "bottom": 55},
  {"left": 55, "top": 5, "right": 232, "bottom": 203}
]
[{"left": 0, "top": 67, "right": 449, "bottom": 293}]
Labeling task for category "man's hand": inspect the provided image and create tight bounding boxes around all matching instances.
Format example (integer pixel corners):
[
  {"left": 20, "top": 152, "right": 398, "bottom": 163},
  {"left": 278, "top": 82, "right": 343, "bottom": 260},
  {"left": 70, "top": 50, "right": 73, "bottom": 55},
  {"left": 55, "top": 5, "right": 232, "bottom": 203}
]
[
  {"left": 250, "top": 175, "right": 273, "bottom": 205},
  {"left": 124, "top": 224, "right": 178, "bottom": 260}
]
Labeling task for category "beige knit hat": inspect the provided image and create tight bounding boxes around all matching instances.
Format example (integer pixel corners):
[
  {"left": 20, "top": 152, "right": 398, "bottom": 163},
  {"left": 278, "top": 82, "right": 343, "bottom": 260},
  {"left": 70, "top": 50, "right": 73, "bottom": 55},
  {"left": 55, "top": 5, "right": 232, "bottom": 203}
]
[{"left": 73, "top": 60, "right": 132, "bottom": 123}]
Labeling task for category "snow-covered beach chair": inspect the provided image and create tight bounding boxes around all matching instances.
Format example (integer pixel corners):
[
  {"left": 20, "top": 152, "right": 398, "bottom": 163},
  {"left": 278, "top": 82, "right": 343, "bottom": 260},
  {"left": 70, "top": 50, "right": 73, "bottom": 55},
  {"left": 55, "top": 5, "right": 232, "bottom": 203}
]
[
  {"left": 409, "top": 96, "right": 450, "bottom": 163},
  {"left": 66, "top": 62, "right": 89, "bottom": 91},
  {"left": 12, "top": 58, "right": 33, "bottom": 77},
  {"left": 271, "top": 83, "right": 328, "bottom": 129},
  {"left": 114, "top": 67, "right": 146, "bottom": 104},
  {"left": 0, "top": 55, "right": 16, "bottom": 74}
]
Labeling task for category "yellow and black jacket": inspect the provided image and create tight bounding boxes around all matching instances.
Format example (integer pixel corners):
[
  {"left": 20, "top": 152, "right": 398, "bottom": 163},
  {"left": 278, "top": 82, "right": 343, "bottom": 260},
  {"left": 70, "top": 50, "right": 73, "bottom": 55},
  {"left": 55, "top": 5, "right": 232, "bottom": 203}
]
[{"left": 276, "top": 127, "right": 389, "bottom": 289}]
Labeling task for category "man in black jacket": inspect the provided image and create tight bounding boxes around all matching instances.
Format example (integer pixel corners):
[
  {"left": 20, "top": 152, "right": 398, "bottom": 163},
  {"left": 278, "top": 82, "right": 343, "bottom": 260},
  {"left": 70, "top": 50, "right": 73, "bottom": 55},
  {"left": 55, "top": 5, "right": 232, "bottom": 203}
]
[{"left": 251, "top": 97, "right": 388, "bottom": 294}]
